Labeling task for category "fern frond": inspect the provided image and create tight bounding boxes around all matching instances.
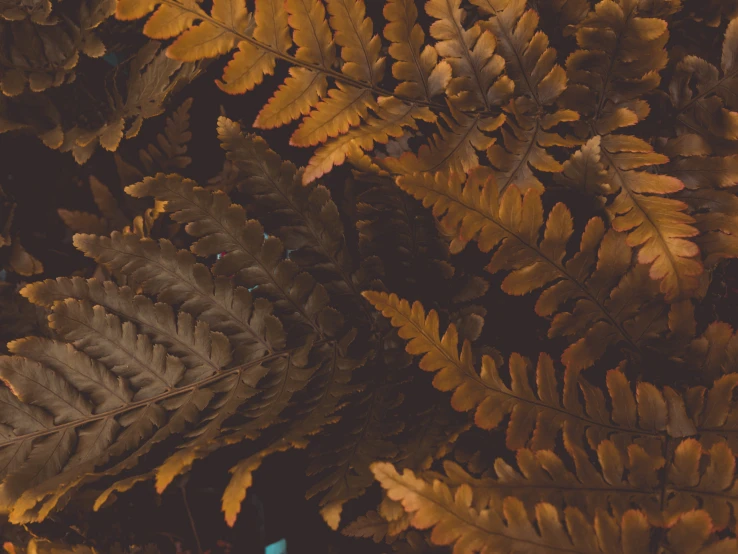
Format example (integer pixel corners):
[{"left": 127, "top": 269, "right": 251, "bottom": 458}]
[
  {"left": 442, "top": 436, "right": 738, "bottom": 530},
  {"left": 22, "top": 270, "right": 281, "bottom": 364},
  {"left": 0, "top": 293, "right": 267, "bottom": 523},
  {"left": 361, "top": 292, "right": 682, "bottom": 452},
  {"left": 138, "top": 97, "right": 194, "bottom": 172},
  {"left": 216, "top": 117, "right": 375, "bottom": 321},
  {"left": 290, "top": 83, "right": 377, "bottom": 148},
  {"left": 326, "top": 0, "right": 385, "bottom": 86},
  {"left": 473, "top": 0, "right": 580, "bottom": 192},
  {"left": 670, "top": 18, "right": 738, "bottom": 142},
  {"left": 379, "top": 105, "right": 505, "bottom": 176},
  {"left": 382, "top": 0, "right": 451, "bottom": 101},
  {"left": 217, "top": 0, "right": 290, "bottom": 94},
  {"left": 425, "top": 0, "right": 513, "bottom": 111},
  {"left": 304, "top": 96, "right": 435, "bottom": 183},
  {"left": 372, "top": 462, "right": 633, "bottom": 554},
  {"left": 372, "top": 463, "right": 736, "bottom": 553},
  {"left": 395, "top": 167, "right": 663, "bottom": 371},
  {"left": 124, "top": 173, "right": 337, "bottom": 335},
  {"left": 600, "top": 135, "right": 702, "bottom": 302},
  {"left": 561, "top": 0, "right": 703, "bottom": 300},
  {"left": 564, "top": 0, "right": 668, "bottom": 128},
  {"left": 252, "top": 0, "right": 335, "bottom": 129}
]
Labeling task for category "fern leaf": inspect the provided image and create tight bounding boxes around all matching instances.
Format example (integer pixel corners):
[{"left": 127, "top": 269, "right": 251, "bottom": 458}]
[
  {"left": 251, "top": 0, "right": 335, "bottom": 128},
  {"left": 601, "top": 135, "right": 702, "bottom": 301},
  {"left": 361, "top": 292, "right": 681, "bottom": 452},
  {"left": 57, "top": 210, "right": 108, "bottom": 235},
  {"left": 559, "top": 1, "right": 702, "bottom": 299},
  {"left": 383, "top": 0, "right": 451, "bottom": 100},
  {"left": 564, "top": 0, "right": 668, "bottom": 128},
  {"left": 396, "top": 167, "right": 662, "bottom": 371},
  {"left": 442, "top": 435, "right": 738, "bottom": 530},
  {"left": 327, "top": 0, "right": 385, "bottom": 85},
  {"left": 217, "top": 0, "right": 291, "bottom": 94},
  {"left": 253, "top": 67, "right": 329, "bottom": 130},
  {"left": 124, "top": 173, "right": 335, "bottom": 335},
  {"left": 671, "top": 18, "right": 738, "bottom": 141},
  {"left": 138, "top": 97, "right": 194, "bottom": 172},
  {"left": 217, "top": 117, "right": 371, "bottom": 317},
  {"left": 343, "top": 510, "right": 391, "bottom": 542},
  {"left": 166, "top": 0, "right": 249, "bottom": 62},
  {"left": 304, "top": 96, "right": 435, "bottom": 183},
  {"left": 372, "top": 462, "right": 656, "bottom": 554},
  {"left": 286, "top": 0, "right": 336, "bottom": 69},
  {"left": 487, "top": 104, "right": 580, "bottom": 193},
  {"left": 21, "top": 276, "right": 263, "bottom": 371},
  {"left": 0, "top": 294, "right": 249, "bottom": 522},
  {"left": 472, "top": 0, "right": 579, "bottom": 192},
  {"left": 425, "top": 0, "right": 513, "bottom": 111},
  {"left": 380, "top": 105, "right": 504, "bottom": 176},
  {"left": 290, "top": 83, "right": 376, "bottom": 148}
]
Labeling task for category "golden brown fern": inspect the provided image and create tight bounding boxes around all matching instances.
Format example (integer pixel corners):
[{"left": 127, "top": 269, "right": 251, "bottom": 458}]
[
  {"left": 561, "top": 0, "right": 703, "bottom": 300},
  {"left": 469, "top": 0, "right": 580, "bottom": 192},
  {"left": 113, "top": 0, "right": 517, "bottom": 182},
  {"left": 371, "top": 462, "right": 737, "bottom": 554},
  {"left": 394, "top": 167, "right": 673, "bottom": 371}
]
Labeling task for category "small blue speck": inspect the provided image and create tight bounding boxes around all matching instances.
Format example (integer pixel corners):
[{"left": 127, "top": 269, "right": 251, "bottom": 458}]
[{"left": 265, "top": 538, "right": 287, "bottom": 554}]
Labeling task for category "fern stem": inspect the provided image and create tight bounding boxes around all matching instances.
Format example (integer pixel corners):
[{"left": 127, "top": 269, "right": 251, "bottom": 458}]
[{"left": 180, "top": 482, "right": 203, "bottom": 554}]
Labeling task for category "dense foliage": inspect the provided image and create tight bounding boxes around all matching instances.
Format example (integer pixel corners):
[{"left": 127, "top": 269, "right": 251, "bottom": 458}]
[{"left": 3, "top": 0, "right": 738, "bottom": 552}]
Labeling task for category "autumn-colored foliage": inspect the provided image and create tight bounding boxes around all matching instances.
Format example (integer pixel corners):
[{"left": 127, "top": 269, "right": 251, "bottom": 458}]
[{"left": 3, "top": 0, "right": 738, "bottom": 553}]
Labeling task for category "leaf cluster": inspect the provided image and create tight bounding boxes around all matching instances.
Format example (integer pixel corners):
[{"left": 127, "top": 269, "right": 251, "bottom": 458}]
[{"left": 4, "top": 1, "right": 738, "bottom": 553}]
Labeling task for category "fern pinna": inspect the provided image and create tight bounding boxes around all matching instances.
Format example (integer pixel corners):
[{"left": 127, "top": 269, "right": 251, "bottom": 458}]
[{"left": 3, "top": 0, "right": 738, "bottom": 553}]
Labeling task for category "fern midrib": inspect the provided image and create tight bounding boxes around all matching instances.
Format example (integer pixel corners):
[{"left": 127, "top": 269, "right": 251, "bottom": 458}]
[
  {"left": 390, "top": 303, "right": 654, "bottom": 438},
  {"left": 396, "top": 1, "right": 432, "bottom": 101},
  {"left": 82, "top": 240, "right": 274, "bottom": 353},
  {"left": 404, "top": 179, "right": 641, "bottom": 354},
  {"left": 0, "top": 349, "right": 302, "bottom": 447},
  {"left": 591, "top": 4, "right": 636, "bottom": 124},
  {"left": 424, "top": 114, "right": 482, "bottom": 174},
  {"left": 602, "top": 147, "right": 692, "bottom": 297},
  {"left": 499, "top": 118, "right": 541, "bottom": 193},
  {"left": 384, "top": 473, "right": 608, "bottom": 554},
  {"left": 482, "top": 2, "right": 540, "bottom": 105},
  {"left": 332, "top": 0, "right": 377, "bottom": 86},
  {"left": 440, "top": 0, "right": 492, "bottom": 111},
  {"left": 160, "top": 0, "right": 463, "bottom": 116}
]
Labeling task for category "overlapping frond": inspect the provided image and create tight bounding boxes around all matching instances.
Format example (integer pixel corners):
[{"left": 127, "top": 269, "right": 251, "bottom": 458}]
[
  {"left": 361, "top": 291, "right": 683, "bottom": 454},
  {"left": 371, "top": 462, "right": 737, "bottom": 554},
  {"left": 0, "top": 292, "right": 254, "bottom": 523},
  {"left": 383, "top": 0, "right": 451, "bottom": 101},
  {"left": 441, "top": 436, "right": 738, "bottom": 530},
  {"left": 561, "top": 0, "right": 703, "bottom": 300},
  {"left": 471, "top": 0, "right": 580, "bottom": 192},
  {"left": 395, "top": 167, "right": 669, "bottom": 371},
  {"left": 123, "top": 173, "right": 338, "bottom": 335}
]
